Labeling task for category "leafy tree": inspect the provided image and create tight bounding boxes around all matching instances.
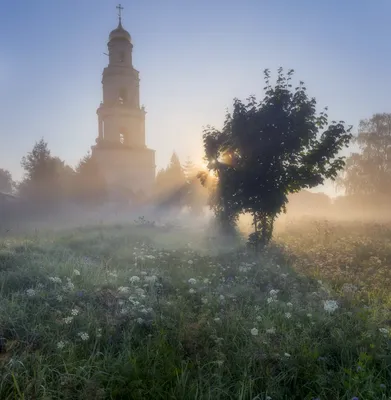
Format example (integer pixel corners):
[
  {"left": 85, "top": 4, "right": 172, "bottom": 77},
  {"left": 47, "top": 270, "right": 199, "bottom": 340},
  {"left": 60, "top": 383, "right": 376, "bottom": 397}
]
[
  {"left": 165, "top": 152, "right": 187, "bottom": 193},
  {"left": 337, "top": 113, "right": 391, "bottom": 196},
  {"left": 183, "top": 157, "right": 208, "bottom": 216},
  {"left": 19, "top": 138, "right": 72, "bottom": 203},
  {"left": 199, "top": 68, "right": 352, "bottom": 249},
  {"left": 154, "top": 152, "right": 187, "bottom": 210},
  {"left": 73, "top": 152, "right": 107, "bottom": 204},
  {"left": 0, "top": 168, "right": 14, "bottom": 194}
]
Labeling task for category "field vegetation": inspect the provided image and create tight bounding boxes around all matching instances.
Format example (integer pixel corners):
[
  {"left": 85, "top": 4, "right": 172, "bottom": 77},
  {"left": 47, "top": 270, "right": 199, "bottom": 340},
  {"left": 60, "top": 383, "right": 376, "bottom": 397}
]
[{"left": 0, "top": 218, "right": 391, "bottom": 400}]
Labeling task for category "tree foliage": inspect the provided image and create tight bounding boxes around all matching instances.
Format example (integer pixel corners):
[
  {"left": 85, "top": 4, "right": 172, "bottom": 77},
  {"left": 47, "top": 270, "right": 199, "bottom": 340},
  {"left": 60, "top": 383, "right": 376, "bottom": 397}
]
[
  {"left": 18, "top": 138, "right": 74, "bottom": 203},
  {"left": 183, "top": 157, "right": 208, "bottom": 216},
  {"left": 0, "top": 169, "right": 14, "bottom": 194},
  {"left": 200, "top": 68, "right": 353, "bottom": 248},
  {"left": 337, "top": 113, "right": 391, "bottom": 196},
  {"left": 154, "top": 152, "right": 187, "bottom": 209},
  {"left": 73, "top": 152, "right": 107, "bottom": 205}
]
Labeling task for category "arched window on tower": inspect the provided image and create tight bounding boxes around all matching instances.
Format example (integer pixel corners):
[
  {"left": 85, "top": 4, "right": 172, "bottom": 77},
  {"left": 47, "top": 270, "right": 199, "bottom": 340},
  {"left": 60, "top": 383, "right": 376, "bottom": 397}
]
[
  {"left": 119, "top": 51, "right": 125, "bottom": 63},
  {"left": 119, "top": 133, "right": 124, "bottom": 144},
  {"left": 118, "top": 87, "right": 127, "bottom": 104}
]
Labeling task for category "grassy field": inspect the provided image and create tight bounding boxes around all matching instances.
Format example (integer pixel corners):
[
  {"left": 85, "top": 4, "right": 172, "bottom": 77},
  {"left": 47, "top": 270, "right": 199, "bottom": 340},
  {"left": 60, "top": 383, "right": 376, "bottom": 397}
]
[{"left": 0, "top": 219, "right": 391, "bottom": 399}]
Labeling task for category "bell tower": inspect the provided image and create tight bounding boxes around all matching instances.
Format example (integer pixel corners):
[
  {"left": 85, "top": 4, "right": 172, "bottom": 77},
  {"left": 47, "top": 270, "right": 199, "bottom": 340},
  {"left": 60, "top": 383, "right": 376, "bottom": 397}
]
[{"left": 92, "top": 4, "right": 156, "bottom": 201}]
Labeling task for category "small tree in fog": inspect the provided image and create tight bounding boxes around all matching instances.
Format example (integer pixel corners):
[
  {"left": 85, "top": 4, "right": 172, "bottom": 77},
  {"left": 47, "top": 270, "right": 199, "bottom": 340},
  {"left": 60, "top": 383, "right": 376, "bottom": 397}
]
[
  {"left": 154, "top": 152, "right": 187, "bottom": 210},
  {"left": 200, "top": 68, "right": 352, "bottom": 249},
  {"left": 74, "top": 152, "right": 107, "bottom": 205},
  {"left": 19, "top": 138, "right": 72, "bottom": 204},
  {"left": 0, "top": 168, "right": 14, "bottom": 194},
  {"left": 183, "top": 157, "right": 208, "bottom": 216},
  {"left": 337, "top": 113, "right": 391, "bottom": 197}
]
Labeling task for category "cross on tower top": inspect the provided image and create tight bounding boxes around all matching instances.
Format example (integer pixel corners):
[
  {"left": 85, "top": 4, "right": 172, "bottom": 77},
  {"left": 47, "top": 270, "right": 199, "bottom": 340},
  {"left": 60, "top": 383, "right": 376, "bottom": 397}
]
[{"left": 116, "top": 4, "right": 124, "bottom": 23}]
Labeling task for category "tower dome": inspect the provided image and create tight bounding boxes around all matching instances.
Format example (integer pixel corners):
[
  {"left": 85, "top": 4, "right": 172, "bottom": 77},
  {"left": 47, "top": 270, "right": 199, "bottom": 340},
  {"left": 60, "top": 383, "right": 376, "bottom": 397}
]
[{"left": 109, "top": 21, "right": 131, "bottom": 42}]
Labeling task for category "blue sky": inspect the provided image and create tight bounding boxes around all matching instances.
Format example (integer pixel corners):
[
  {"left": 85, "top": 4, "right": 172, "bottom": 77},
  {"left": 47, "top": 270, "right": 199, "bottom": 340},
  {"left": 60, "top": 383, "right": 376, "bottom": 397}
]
[{"left": 1, "top": 0, "right": 390, "bottom": 196}]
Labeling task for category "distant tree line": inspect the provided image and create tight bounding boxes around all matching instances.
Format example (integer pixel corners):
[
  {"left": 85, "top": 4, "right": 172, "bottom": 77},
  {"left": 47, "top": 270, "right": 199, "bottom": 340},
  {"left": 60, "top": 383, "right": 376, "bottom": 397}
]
[
  {"left": 2, "top": 69, "right": 390, "bottom": 238},
  {"left": 0, "top": 139, "right": 209, "bottom": 223},
  {"left": 154, "top": 152, "right": 209, "bottom": 216}
]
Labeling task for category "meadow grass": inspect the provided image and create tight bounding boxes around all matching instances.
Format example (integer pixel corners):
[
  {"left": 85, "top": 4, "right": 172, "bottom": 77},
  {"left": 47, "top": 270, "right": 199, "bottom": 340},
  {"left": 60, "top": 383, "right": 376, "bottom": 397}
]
[{"left": 0, "top": 221, "right": 390, "bottom": 399}]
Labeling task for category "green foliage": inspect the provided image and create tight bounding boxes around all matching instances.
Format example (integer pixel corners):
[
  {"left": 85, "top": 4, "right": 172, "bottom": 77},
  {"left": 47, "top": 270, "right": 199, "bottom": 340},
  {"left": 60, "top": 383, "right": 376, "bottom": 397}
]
[
  {"left": 154, "top": 152, "right": 188, "bottom": 210},
  {"left": 183, "top": 157, "right": 208, "bottom": 216},
  {"left": 200, "top": 69, "right": 353, "bottom": 248},
  {"left": 73, "top": 152, "right": 107, "bottom": 205},
  {"left": 0, "top": 169, "right": 14, "bottom": 194},
  {"left": 338, "top": 113, "right": 391, "bottom": 197},
  {"left": 18, "top": 138, "right": 75, "bottom": 204},
  {"left": 0, "top": 223, "right": 390, "bottom": 399}
]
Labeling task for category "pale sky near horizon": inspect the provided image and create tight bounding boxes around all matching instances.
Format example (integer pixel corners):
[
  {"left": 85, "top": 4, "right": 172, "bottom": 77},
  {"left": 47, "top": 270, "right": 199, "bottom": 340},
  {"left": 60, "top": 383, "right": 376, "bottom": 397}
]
[{"left": 1, "top": 0, "right": 391, "bottom": 197}]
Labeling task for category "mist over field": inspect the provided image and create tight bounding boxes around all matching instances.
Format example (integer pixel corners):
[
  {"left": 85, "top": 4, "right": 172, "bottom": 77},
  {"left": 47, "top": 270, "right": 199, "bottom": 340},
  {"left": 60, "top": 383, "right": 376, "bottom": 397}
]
[{"left": 2, "top": 1, "right": 391, "bottom": 399}]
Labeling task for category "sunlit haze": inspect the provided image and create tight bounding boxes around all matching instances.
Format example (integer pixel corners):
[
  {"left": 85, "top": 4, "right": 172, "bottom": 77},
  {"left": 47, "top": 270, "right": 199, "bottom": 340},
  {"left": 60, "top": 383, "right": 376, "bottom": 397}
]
[{"left": 1, "top": 0, "right": 391, "bottom": 197}]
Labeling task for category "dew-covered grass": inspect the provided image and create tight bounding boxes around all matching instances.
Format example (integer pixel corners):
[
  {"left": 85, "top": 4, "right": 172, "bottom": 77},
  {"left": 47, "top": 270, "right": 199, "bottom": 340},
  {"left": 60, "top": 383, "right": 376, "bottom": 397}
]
[{"left": 0, "top": 222, "right": 390, "bottom": 399}]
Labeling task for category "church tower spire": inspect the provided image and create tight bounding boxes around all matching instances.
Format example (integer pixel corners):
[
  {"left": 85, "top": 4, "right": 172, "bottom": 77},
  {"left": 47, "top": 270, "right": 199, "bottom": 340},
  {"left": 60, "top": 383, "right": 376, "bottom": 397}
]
[
  {"left": 116, "top": 3, "right": 124, "bottom": 25},
  {"left": 91, "top": 5, "right": 156, "bottom": 201}
]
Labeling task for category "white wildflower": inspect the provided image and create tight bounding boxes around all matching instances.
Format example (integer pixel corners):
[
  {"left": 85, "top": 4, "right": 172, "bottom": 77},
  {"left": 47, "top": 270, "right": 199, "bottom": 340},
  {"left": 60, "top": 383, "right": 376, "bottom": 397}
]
[
  {"left": 56, "top": 295, "right": 63, "bottom": 302},
  {"left": 129, "top": 276, "right": 141, "bottom": 284},
  {"left": 135, "top": 288, "right": 145, "bottom": 296},
  {"left": 77, "top": 332, "right": 89, "bottom": 341},
  {"left": 219, "top": 295, "right": 225, "bottom": 301},
  {"left": 73, "top": 269, "right": 81, "bottom": 276},
  {"left": 136, "top": 318, "right": 144, "bottom": 324},
  {"left": 118, "top": 286, "right": 130, "bottom": 293},
  {"left": 71, "top": 309, "right": 79, "bottom": 316},
  {"left": 250, "top": 328, "right": 259, "bottom": 336},
  {"left": 342, "top": 283, "right": 358, "bottom": 293},
  {"left": 269, "top": 289, "right": 279, "bottom": 297},
  {"left": 189, "top": 288, "right": 196, "bottom": 294},
  {"left": 57, "top": 341, "right": 66, "bottom": 350},
  {"left": 267, "top": 297, "right": 276, "bottom": 304},
  {"left": 63, "top": 316, "right": 73, "bottom": 325},
  {"left": 26, "top": 288, "right": 36, "bottom": 297},
  {"left": 307, "top": 313, "right": 312, "bottom": 318},
  {"left": 286, "top": 302, "right": 293, "bottom": 307},
  {"left": 379, "top": 328, "right": 389, "bottom": 336},
  {"left": 256, "top": 316, "right": 262, "bottom": 321},
  {"left": 203, "top": 278, "right": 210, "bottom": 284},
  {"left": 188, "top": 278, "right": 197, "bottom": 285},
  {"left": 284, "top": 353, "right": 291, "bottom": 357},
  {"left": 285, "top": 312, "right": 292, "bottom": 319},
  {"left": 49, "top": 276, "right": 62, "bottom": 284},
  {"left": 214, "top": 317, "right": 221, "bottom": 323},
  {"left": 128, "top": 297, "right": 140, "bottom": 306},
  {"left": 266, "top": 327, "right": 276, "bottom": 334},
  {"left": 188, "top": 260, "right": 194, "bottom": 265},
  {"left": 66, "top": 281, "right": 75, "bottom": 290},
  {"left": 96, "top": 328, "right": 102, "bottom": 338},
  {"left": 201, "top": 297, "right": 208, "bottom": 304},
  {"left": 108, "top": 271, "right": 118, "bottom": 278},
  {"left": 323, "top": 300, "right": 339, "bottom": 313}
]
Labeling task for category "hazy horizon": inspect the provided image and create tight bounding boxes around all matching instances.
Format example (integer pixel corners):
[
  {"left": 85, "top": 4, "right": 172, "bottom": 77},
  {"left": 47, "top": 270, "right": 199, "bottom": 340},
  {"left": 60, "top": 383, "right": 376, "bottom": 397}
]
[{"left": 1, "top": 0, "right": 391, "bottom": 197}]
